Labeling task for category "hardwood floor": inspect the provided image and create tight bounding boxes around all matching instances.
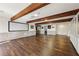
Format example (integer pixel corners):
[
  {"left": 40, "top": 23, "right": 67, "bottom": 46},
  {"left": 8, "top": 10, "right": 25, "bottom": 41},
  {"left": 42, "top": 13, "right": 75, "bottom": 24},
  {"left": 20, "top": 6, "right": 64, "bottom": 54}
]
[{"left": 0, "top": 35, "right": 78, "bottom": 56}]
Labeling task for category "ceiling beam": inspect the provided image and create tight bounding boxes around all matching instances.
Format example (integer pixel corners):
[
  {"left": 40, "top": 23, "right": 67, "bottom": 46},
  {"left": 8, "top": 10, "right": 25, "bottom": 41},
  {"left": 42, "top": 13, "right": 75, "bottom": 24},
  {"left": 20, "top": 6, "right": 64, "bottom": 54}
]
[
  {"left": 11, "top": 3, "right": 49, "bottom": 21},
  {"left": 36, "top": 18, "right": 72, "bottom": 25},
  {"left": 27, "top": 9, "right": 79, "bottom": 23}
]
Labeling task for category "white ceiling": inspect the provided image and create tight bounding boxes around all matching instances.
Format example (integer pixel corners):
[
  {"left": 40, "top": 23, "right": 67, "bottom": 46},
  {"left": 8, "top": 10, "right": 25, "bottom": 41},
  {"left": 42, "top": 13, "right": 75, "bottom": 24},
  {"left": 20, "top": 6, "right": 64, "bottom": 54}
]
[
  {"left": 0, "top": 3, "right": 79, "bottom": 23},
  {"left": 15, "top": 3, "right": 79, "bottom": 23},
  {"left": 0, "top": 3, "right": 31, "bottom": 17}
]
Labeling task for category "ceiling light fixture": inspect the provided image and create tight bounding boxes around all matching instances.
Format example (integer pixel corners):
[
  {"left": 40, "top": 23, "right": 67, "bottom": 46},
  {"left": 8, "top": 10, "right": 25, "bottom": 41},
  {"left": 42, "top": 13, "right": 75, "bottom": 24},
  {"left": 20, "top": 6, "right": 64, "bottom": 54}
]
[
  {"left": 34, "top": 14, "right": 38, "bottom": 17},
  {"left": 33, "top": 12, "right": 40, "bottom": 17}
]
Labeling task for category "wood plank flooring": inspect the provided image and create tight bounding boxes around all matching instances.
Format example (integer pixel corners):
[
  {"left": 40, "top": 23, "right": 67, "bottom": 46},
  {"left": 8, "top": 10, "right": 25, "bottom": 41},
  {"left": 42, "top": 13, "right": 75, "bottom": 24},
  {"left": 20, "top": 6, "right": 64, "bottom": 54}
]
[{"left": 0, "top": 35, "right": 78, "bottom": 56}]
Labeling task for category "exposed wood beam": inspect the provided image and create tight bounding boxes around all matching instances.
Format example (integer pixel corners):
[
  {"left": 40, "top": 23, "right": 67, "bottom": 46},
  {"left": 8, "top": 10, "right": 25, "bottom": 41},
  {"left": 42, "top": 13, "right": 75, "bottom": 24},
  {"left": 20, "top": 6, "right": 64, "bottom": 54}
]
[
  {"left": 27, "top": 9, "right": 79, "bottom": 23},
  {"left": 11, "top": 3, "right": 49, "bottom": 21},
  {"left": 36, "top": 18, "right": 72, "bottom": 25}
]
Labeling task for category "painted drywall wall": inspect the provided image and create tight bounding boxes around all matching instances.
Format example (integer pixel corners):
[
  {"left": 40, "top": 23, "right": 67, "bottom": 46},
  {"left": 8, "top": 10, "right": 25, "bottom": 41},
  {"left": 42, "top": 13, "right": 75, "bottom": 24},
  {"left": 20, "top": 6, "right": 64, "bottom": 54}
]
[
  {"left": 56, "top": 22, "right": 70, "bottom": 35},
  {"left": 0, "top": 12, "right": 36, "bottom": 42},
  {"left": 78, "top": 23, "right": 79, "bottom": 54},
  {"left": 0, "top": 31, "right": 36, "bottom": 42},
  {"left": 69, "top": 21, "right": 78, "bottom": 54},
  {"left": 64, "top": 12, "right": 79, "bottom": 54},
  {"left": 68, "top": 14, "right": 79, "bottom": 54},
  {"left": 0, "top": 13, "right": 9, "bottom": 33},
  {"left": 40, "top": 24, "right": 56, "bottom": 35},
  {"left": 40, "top": 22, "right": 70, "bottom": 35}
]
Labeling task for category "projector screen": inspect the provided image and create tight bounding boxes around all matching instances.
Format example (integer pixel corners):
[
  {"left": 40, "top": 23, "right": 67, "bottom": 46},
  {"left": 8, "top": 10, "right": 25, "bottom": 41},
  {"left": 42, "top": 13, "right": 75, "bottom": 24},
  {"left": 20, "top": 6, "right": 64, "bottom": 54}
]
[{"left": 8, "top": 21, "right": 29, "bottom": 32}]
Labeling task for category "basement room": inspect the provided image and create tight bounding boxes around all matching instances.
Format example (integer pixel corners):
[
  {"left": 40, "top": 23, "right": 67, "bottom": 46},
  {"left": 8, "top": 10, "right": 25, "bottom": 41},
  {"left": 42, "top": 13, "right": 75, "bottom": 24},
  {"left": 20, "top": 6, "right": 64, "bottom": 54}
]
[{"left": 0, "top": 3, "right": 79, "bottom": 56}]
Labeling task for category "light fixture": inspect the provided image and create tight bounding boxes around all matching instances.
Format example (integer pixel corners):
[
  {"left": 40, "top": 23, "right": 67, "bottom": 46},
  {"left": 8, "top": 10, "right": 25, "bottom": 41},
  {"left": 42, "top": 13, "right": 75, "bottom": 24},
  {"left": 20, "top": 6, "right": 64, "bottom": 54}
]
[
  {"left": 30, "top": 13, "right": 39, "bottom": 18},
  {"left": 33, "top": 12, "right": 40, "bottom": 17},
  {"left": 34, "top": 14, "right": 38, "bottom": 17}
]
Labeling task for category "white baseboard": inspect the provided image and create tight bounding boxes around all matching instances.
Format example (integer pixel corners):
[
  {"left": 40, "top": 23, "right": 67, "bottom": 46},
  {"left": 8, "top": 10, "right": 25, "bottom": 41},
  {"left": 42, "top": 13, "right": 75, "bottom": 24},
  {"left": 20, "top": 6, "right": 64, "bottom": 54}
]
[{"left": 0, "top": 40, "right": 11, "bottom": 44}]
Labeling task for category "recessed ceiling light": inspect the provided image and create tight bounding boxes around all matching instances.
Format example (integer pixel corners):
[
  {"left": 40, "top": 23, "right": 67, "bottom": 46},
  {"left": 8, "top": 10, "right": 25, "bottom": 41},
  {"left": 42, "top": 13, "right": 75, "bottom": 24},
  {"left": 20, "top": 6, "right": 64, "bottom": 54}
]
[
  {"left": 34, "top": 14, "right": 38, "bottom": 17},
  {"left": 30, "top": 13, "right": 40, "bottom": 19}
]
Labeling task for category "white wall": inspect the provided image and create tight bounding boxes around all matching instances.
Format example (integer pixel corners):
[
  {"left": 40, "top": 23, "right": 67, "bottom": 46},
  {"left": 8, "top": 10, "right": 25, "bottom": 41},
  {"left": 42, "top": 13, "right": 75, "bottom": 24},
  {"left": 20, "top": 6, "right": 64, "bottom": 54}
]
[
  {"left": 40, "top": 24, "right": 46, "bottom": 34},
  {"left": 47, "top": 24, "right": 57, "bottom": 35},
  {"left": 69, "top": 21, "right": 78, "bottom": 54},
  {"left": 0, "top": 13, "right": 36, "bottom": 42},
  {"left": 40, "top": 23, "right": 56, "bottom": 35},
  {"left": 77, "top": 22, "right": 79, "bottom": 53},
  {"left": 0, "top": 17, "right": 8, "bottom": 33},
  {"left": 0, "top": 31, "right": 36, "bottom": 42},
  {"left": 68, "top": 14, "right": 79, "bottom": 54},
  {"left": 40, "top": 22, "right": 70, "bottom": 36},
  {"left": 56, "top": 22, "right": 70, "bottom": 35}
]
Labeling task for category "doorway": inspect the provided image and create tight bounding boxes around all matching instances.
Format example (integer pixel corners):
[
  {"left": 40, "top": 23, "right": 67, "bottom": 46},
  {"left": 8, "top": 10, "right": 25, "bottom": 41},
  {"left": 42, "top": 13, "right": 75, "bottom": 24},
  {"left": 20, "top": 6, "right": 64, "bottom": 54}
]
[
  {"left": 36, "top": 24, "right": 41, "bottom": 36},
  {"left": 44, "top": 26, "right": 47, "bottom": 35}
]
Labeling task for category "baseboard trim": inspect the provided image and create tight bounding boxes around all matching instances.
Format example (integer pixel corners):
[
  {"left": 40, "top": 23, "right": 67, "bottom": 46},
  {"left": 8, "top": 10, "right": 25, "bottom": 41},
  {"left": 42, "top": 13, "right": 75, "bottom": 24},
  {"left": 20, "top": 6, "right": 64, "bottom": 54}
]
[
  {"left": 0, "top": 40, "right": 11, "bottom": 44},
  {"left": 0, "top": 35, "right": 36, "bottom": 44}
]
